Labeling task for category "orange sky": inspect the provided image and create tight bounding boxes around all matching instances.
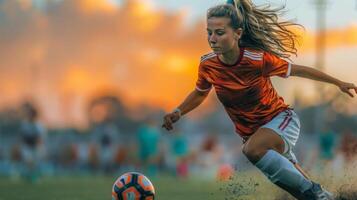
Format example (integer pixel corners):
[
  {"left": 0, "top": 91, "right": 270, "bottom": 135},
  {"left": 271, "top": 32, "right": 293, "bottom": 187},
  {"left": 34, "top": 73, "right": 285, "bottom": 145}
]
[{"left": 0, "top": 0, "right": 356, "bottom": 127}]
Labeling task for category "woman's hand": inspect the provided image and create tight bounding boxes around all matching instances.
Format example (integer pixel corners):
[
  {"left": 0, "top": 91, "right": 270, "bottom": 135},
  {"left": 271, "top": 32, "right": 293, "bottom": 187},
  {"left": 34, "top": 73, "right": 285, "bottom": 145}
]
[
  {"left": 162, "top": 110, "right": 181, "bottom": 131},
  {"left": 161, "top": 89, "right": 209, "bottom": 131},
  {"left": 338, "top": 81, "right": 357, "bottom": 97}
]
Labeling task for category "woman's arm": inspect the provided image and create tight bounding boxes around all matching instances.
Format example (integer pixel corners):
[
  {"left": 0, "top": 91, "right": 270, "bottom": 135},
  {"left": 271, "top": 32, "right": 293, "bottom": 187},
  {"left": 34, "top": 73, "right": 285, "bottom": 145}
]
[
  {"left": 290, "top": 64, "right": 357, "bottom": 97},
  {"left": 162, "top": 89, "right": 210, "bottom": 131}
]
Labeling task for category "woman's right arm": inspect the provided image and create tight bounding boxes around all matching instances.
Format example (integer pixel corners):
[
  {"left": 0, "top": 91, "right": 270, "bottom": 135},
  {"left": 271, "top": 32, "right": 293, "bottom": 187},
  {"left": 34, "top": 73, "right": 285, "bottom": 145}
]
[{"left": 162, "top": 89, "right": 210, "bottom": 131}]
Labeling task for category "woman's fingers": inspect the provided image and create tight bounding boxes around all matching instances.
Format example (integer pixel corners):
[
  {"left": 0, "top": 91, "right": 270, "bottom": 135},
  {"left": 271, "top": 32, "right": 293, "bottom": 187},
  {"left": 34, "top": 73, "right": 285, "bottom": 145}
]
[{"left": 162, "top": 114, "right": 174, "bottom": 131}]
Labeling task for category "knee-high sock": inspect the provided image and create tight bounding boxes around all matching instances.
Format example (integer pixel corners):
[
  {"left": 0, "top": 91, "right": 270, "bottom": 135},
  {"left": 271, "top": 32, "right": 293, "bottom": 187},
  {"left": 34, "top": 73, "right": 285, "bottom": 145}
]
[{"left": 255, "top": 150, "right": 312, "bottom": 196}]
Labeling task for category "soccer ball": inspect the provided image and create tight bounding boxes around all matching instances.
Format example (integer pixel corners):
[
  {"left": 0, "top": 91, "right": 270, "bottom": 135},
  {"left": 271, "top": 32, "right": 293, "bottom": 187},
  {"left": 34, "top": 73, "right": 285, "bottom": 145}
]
[{"left": 112, "top": 172, "right": 155, "bottom": 200}]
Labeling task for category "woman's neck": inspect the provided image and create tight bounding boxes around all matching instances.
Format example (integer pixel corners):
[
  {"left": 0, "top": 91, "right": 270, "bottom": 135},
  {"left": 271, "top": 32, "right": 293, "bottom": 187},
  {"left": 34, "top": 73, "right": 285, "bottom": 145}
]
[{"left": 218, "top": 46, "right": 241, "bottom": 65}]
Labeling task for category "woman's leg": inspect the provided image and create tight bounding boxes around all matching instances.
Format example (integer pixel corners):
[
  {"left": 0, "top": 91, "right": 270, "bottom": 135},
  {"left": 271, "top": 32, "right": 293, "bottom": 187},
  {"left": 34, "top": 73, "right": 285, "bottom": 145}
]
[
  {"left": 294, "top": 162, "right": 311, "bottom": 179},
  {"left": 242, "top": 128, "right": 312, "bottom": 199}
]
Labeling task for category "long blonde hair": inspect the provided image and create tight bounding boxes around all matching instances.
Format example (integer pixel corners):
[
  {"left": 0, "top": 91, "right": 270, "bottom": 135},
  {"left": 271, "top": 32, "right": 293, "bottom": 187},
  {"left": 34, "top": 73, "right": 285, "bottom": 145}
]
[{"left": 207, "top": 0, "right": 302, "bottom": 59}]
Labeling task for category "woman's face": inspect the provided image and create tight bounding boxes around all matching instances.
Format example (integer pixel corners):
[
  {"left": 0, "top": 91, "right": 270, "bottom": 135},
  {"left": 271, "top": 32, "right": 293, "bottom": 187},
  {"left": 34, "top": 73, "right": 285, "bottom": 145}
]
[{"left": 206, "top": 17, "right": 242, "bottom": 54}]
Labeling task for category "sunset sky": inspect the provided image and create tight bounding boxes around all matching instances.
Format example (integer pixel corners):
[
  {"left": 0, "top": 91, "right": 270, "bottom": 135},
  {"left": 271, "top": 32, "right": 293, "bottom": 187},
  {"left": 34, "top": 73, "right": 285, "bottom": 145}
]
[{"left": 0, "top": 0, "right": 356, "bottom": 127}]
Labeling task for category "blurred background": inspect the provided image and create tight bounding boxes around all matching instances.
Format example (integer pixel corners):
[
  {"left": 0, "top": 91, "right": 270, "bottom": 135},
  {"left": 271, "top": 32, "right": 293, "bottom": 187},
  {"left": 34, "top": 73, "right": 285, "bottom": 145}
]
[{"left": 0, "top": 0, "right": 357, "bottom": 199}]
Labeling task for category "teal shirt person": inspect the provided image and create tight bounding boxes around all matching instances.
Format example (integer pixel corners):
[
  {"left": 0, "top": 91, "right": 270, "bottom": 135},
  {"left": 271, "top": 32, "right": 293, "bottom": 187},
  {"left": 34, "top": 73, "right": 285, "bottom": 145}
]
[
  {"left": 137, "top": 124, "right": 160, "bottom": 162},
  {"left": 171, "top": 133, "right": 188, "bottom": 158},
  {"left": 319, "top": 131, "right": 336, "bottom": 160}
]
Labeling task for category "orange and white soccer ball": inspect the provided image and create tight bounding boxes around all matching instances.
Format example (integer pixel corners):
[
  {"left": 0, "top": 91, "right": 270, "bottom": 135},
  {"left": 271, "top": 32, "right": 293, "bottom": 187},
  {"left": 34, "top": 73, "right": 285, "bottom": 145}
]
[{"left": 112, "top": 172, "right": 155, "bottom": 200}]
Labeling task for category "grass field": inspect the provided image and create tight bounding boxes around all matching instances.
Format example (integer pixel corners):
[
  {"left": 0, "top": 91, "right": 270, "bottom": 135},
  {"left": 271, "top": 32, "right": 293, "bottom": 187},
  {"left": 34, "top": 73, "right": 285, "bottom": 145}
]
[
  {"left": 1, "top": 170, "right": 357, "bottom": 200},
  {"left": 0, "top": 172, "right": 280, "bottom": 200}
]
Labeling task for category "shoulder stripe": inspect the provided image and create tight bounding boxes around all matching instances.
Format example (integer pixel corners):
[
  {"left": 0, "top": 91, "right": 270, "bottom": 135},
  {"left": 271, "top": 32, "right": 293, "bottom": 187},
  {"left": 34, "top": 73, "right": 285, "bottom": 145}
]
[
  {"left": 243, "top": 54, "right": 263, "bottom": 61},
  {"left": 201, "top": 52, "right": 215, "bottom": 58},
  {"left": 243, "top": 50, "right": 263, "bottom": 60},
  {"left": 200, "top": 52, "right": 216, "bottom": 62},
  {"left": 244, "top": 51, "right": 263, "bottom": 58},
  {"left": 201, "top": 52, "right": 215, "bottom": 59},
  {"left": 244, "top": 50, "right": 263, "bottom": 56},
  {"left": 243, "top": 53, "right": 262, "bottom": 59}
]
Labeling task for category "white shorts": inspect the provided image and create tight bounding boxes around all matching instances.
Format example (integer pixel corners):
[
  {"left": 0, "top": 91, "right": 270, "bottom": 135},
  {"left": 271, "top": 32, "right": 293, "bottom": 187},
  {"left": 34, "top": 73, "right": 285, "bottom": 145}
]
[{"left": 261, "top": 109, "right": 300, "bottom": 163}]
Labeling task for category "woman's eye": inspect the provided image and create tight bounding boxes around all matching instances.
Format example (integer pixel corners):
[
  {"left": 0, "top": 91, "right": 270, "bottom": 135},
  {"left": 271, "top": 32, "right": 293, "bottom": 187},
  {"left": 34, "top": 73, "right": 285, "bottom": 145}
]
[{"left": 217, "top": 32, "right": 224, "bottom": 35}]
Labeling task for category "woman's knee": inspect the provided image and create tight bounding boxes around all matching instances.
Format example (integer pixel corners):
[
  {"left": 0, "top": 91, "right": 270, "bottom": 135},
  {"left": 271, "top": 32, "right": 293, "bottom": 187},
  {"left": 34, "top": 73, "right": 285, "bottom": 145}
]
[
  {"left": 242, "top": 143, "right": 267, "bottom": 163},
  {"left": 242, "top": 130, "right": 285, "bottom": 163}
]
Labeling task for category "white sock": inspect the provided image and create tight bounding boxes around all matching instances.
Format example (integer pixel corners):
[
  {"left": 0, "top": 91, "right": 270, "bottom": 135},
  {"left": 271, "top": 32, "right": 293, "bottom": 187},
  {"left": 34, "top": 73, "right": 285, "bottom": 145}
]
[{"left": 255, "top": 150, "right": 312, "bottom": 193}]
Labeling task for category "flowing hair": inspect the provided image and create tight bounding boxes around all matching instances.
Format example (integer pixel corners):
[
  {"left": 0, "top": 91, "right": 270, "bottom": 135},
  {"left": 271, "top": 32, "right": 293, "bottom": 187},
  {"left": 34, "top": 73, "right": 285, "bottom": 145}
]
[{"left": 207, "top": 0, "right": 303, "bottom": 59}]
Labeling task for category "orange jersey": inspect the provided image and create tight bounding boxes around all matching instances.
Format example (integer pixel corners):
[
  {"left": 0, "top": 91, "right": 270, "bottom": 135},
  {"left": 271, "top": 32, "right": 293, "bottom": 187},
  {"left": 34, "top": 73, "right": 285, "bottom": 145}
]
[{"left": 196, "top": 47, "right": 291, "bottom": 138}]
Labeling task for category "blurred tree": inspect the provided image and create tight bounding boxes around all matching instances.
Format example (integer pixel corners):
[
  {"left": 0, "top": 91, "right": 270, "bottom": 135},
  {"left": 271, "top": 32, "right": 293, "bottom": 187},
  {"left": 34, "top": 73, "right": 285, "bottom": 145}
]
[{"left": 87, "top": 95, "right": 136, "bottom": 133}]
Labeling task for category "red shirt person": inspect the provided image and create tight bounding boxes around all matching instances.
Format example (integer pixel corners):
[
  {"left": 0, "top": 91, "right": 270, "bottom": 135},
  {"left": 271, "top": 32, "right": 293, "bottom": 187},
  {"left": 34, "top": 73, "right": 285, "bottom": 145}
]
[
  {"left": 162, "top": 1, "right": 356, "bottom": 199},
  {"left": 197, "top": 48, "right": 290, "bottom": 139}
]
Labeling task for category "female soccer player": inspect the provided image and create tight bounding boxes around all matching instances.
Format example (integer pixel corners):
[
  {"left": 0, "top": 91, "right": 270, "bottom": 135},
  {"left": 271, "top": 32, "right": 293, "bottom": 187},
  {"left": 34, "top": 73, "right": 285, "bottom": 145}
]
[{"left": 162, "top": 0, "right": 357, "bottom": 199}]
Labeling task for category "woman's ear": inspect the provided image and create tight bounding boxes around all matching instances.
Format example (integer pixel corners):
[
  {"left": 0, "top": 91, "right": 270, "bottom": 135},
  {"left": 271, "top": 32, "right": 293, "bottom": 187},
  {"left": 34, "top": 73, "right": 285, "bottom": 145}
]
[{"left": 235, "top": 28, "right": 243, "bottom": 39}]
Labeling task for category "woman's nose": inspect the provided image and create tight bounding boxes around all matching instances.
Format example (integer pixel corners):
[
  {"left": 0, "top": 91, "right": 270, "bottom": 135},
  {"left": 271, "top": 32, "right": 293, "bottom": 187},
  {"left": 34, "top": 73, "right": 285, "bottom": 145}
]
[{"left": 209, "top": 34, "right": 217, "bottom": 43}]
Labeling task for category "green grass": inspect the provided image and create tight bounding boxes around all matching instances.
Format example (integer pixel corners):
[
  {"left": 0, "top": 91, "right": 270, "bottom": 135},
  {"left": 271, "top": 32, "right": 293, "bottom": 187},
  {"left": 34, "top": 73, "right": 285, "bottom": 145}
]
[
  {"left": 1, "top": 169, "right": 356, "bottom": 200},
  {"left": 0, "top": 172, "right": 279, "bottom": 200}
]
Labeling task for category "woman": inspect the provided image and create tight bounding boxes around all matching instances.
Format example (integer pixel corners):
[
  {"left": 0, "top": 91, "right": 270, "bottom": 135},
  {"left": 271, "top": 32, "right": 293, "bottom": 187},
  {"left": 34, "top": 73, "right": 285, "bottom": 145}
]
[{"left": 162, "top": 1, "right": 356, "bottom": 199}]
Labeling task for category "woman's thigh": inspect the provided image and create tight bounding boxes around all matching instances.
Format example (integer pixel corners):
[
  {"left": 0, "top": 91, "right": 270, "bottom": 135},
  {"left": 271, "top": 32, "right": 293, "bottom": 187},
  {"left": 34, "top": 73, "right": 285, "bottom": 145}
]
[{"left": 243, "top": 128, "right": 285, "bottom": 163}]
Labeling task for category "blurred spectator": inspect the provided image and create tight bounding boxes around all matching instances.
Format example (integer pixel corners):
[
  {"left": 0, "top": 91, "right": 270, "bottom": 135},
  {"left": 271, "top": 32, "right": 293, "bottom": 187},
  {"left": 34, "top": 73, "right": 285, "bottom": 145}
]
[
  {"left": 137, "top": 118, "right": 162, "bottom": 177},
  {"left": 328, "top": 130, "right": 357, "bottom": 176},
  {"left": 319, "top": 129, "right": 336, "bottom": 161},
  {"left": 169, "top": 129, "right": 189, "bottom": 178},
  {"left": 192, "top": 134, "right": 223, "bottom": 180},
  {"left": 88, "top": 143, "right": 100, "bottom": 171},
  {"left": 339, "top": 130, "right": 357, "bottom": 163},
  {"left": 91, "top": 122, "right": 119, "bottom": 173},
  {"left": 19, "top": 102, "right": 47, "bottom": 182},
  {"left": 59, "top": 142, "right": 79, "bottom": 168},
  {"left": 310, "top": 127, "right": 338, "bottom": 175},
  {"left": 113, "top": 145, "right": 129, "bottom": 170}
]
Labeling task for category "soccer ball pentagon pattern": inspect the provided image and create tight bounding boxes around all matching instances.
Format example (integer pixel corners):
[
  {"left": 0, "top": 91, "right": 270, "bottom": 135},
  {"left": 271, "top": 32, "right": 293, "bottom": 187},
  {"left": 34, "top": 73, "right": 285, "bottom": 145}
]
[{"left": 112, "top": 172, "right": 155, "bottom": 200}]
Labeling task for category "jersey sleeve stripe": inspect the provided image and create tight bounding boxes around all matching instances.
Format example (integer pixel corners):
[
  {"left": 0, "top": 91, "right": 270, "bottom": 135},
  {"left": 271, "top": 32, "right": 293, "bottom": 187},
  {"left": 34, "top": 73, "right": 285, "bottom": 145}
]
[
  {"left": 201, "top": 52, "right": 215, "bottom": 58},
  {"left": 244, "top": 50, "right": 263, "bottom": 56},
  {"left": 196, "top": 86, "right": 212, "bottom": 92},
  {"left": 244, "top": 52, "right": 263, "bottom": 58},
  {"left": 200, "top": 53, "right": 216, "bottom": 62},
  {"left": 243, "top": 51, "right": 263, "bottom": 61},
  {"left": 243, "top": 54, "right": 263, "bottom": 61}
]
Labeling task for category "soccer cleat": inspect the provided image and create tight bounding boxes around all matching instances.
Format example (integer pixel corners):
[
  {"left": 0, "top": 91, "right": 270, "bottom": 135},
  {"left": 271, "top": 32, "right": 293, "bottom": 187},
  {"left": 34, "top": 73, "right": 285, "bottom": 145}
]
[{"left": 301, "top": 182, "right": 334, "bottom": 200}]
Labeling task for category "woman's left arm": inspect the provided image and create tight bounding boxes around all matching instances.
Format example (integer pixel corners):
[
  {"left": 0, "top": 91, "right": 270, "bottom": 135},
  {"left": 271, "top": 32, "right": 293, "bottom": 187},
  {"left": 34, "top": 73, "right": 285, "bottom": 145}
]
[{"left": 290, "top": 64, "right": 357, "bottom": 97}]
